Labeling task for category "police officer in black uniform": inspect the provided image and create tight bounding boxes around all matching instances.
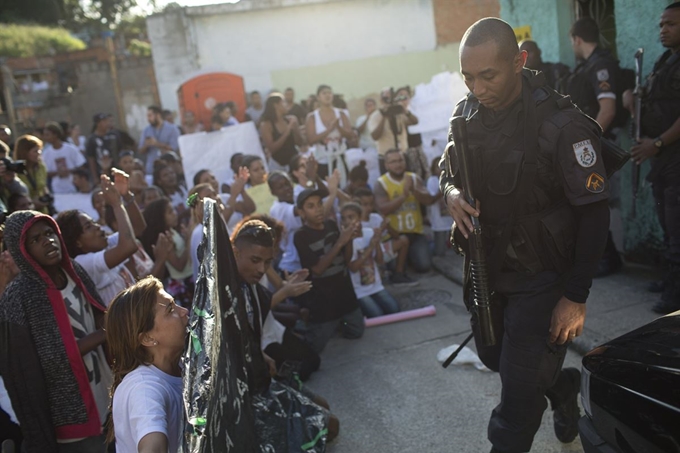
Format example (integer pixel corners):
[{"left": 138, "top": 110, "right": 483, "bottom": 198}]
[
  {"left": 519, "top": 40, "right": 570, "bottom": 91},
  {"left": 441, "top": 18, "right": 611, "bottom": 453},
  {"left": 563, "top": 17, "right": 628, "bottom": 276},
  {"left": 630, "top": 2, "right": 680, "bottom": 313}
]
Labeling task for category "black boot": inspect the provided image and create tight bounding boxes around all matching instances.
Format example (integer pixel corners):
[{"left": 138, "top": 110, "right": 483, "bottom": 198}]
[{"left": 547, "top": 368, "right": 581, "bottom": 443}]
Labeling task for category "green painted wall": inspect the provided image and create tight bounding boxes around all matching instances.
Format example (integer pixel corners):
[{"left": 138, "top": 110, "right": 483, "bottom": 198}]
[
  {"left": 270, "top": 44, "right": 460, "bottom": 106},
  {"left": 500, "top": 0, "right": 575, "bottom": 66},
  {"left": 614, "top": 0, "right": 671, "bottom": 258}
]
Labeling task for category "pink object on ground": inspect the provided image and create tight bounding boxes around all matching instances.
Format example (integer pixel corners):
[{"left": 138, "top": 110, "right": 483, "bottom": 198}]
[{"left": 364, "top": 305, "right": 437, "bottom": 327}]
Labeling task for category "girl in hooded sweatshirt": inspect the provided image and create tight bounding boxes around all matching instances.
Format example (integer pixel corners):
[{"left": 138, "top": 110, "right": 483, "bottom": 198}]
[{"left": 0, "top": 209, "right": 111, "bottom": 451}]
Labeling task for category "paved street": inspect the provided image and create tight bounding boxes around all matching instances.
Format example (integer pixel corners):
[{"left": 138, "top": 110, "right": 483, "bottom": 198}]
[{"left": 303, "top": 251, "right": 662, "bottom": 453}]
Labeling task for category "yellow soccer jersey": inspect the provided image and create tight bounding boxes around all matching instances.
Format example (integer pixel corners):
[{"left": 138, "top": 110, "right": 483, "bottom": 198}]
[{"left": 377, "top": 172, "right": 423, "bottom": 234}]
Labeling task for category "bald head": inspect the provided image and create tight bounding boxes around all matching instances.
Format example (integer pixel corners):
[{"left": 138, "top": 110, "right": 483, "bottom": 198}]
[
  {"left": 461, "top": 17, "right": 519, "bottom": 62},
  {"left": 459, "top": 17, "right": 525, "bottom": 112},
  {"left": 519, "top": 40, "right": 542, "bottom": 69}
]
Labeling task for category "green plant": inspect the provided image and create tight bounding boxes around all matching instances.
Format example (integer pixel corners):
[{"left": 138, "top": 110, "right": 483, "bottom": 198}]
[
  {"left": 0, "top": 24, "right": 86, "bottom": 58},
  {"left": 128, "top": 38, "right": 151, "bottom": 57}
]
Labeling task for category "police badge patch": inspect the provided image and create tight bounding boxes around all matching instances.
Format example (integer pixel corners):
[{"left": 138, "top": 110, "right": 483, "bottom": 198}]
[
  {"left": 586, "top": 172, "right": 605, "bottom": 193},
  {"left": 597, "top": 69, "right": 609, "bottom": 81},
  {"left": 573, "top": 139, "right": 597, "bottom": 168}
]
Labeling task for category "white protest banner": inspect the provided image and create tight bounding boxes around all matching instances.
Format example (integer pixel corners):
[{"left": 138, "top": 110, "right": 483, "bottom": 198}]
[
  {"left": 54, "top": 193, "right": 99, "bottom": 219},
  {"left": 178, "top": 122, "right": 266, "bottom": 189}
]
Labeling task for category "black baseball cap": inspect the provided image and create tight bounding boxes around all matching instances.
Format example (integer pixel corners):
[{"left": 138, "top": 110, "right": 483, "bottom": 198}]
[
  {"left": 296, "top": 188, "right": 325, "bottom": 209},
  {"left": 92, "top": 113, "right": 112, "bottom": 125}
]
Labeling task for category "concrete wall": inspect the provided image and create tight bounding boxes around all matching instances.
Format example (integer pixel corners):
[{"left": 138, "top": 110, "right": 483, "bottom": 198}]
[
  {"left": 148, "top": 0, "right": 441, "bottom": 114},
  {"left": 12, "top": 56, "right": 158, "bottom": 141},
  {"left": 146, "top": 9, "right": 200, "bottom": 126},
  {"left": 270, "top": 44, "right": 459, "bottom": 103},
  {"left": 614, "top": 0, "right": 672, "bottom": 258}
]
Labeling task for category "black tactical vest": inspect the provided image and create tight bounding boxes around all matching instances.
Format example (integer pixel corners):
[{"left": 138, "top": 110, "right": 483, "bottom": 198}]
[
  {"left": 641, "top": 50, "right": 680, "bottom": 139},
  {"left": 450, "top": 71, "right": 584, "bottom": 275}
]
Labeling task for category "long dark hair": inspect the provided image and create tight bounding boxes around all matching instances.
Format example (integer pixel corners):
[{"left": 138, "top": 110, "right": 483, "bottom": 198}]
[
  {"left": 260, "top": 93, "right": 284, "bottom": 124},
  {"left": 140, "top": 198, "right": 172, "bottom": 259},
  {"left": 56, "top": 210, "right": 85, "bottom": 258}
]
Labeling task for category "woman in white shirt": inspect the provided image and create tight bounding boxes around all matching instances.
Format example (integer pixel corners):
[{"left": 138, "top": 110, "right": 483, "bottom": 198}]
[
  {"left": 105, "top": 277, "right": 188, "bottom": 452},
  {"left": 56, "top": 172, "right": 147, "bottom": 306}
]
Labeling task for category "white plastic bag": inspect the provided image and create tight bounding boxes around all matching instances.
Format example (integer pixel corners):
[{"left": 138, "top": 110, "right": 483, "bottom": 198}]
[{"left": 437, "top": 344, "right": 491, "bottom": 372}]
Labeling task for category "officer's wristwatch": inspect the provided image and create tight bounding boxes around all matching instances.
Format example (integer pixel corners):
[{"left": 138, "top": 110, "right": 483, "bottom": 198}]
[
  {"left": 653, "top": 136, "right": 664, "bottom": 151},
  {"left": 305, "top": 180, "right": 314, "bottom": 188}
]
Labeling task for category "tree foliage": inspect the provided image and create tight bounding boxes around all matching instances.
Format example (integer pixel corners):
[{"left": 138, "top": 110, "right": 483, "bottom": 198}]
[
  {"left": 0, "top": 0, "right": 150, "bottom": 31},
  {"left": 128, "top": 38, "right": 151, "bottom": 56},
  {"left": 0, "top": 23, "right": 87, "bottom": 58}
]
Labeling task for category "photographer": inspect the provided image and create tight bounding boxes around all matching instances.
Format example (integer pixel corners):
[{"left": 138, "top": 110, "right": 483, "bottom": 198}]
[
  {"left": 0, "top": 141, "right": 29, "bottom": 216},
  {"left": 368, "top": 87, "right": 418, "bottom": 174}
]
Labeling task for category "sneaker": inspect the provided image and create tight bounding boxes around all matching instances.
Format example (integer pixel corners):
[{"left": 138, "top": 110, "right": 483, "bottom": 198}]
[
  {"left": 552, "top": 368, "right": 581, "bottom": 443},
  {"left": 389, "top": 273, "right": 419, "bottom": 287}
]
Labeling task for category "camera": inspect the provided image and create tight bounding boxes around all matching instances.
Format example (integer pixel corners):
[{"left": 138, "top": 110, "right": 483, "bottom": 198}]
[
  {"left": 380, "top": 88, "right": 407, "bottom": 117},
  {"left": 0, "top": 158, "right": 27, "bottom": 175},
  {"left": 39, "top": 193, "right": 55, "bottom": 205}
]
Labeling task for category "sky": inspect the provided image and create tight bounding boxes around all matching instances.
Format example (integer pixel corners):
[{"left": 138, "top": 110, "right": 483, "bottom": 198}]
[{"left": 136, "top": 0, "right": 240, "bottom": 14}]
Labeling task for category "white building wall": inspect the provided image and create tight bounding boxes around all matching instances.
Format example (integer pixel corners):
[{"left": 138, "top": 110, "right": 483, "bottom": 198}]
[{"left": 148, "top": 0, "right": 437, "bottom": 114}]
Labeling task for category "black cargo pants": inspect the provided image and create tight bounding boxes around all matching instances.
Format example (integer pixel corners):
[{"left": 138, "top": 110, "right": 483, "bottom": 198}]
[{"left": 471, "top": 270, "right": 569, "bottom": 453}]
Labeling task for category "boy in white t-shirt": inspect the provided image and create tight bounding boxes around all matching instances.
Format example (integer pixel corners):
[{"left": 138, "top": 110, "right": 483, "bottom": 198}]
[
  {"left": 340, "top": 203, "right": 400, "bottom": 318},
  {"left": 427, "top": 157, "right": 452, "bottom": 256},
  {"left": 354, "top": 187, "right": 417, "bottom": 287},
  {"left": 42, "top": 122, "right": 86, "bottom": 194}
]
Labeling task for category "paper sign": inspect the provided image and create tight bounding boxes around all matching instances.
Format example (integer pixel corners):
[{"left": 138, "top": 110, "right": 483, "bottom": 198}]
[
  {"left": 178, "top": 122, "right": 266, "bottom": 190},
  {"left": 245, "top": 183, "right": 277, "bottom": 215},
  {"left": 513, "top": 25, "right": 532, "bottom": 42}
]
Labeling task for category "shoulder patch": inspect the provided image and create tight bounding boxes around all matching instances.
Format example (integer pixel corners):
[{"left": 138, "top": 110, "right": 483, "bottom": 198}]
[
  {"left": 598, "top": 81, "right": 611, "bottom": 92},
  {"left": 597, "top": 69, "right": 609, "bottom": 81},
  {"left": 586, "top": 172, "right": 605, "bottom": 193},
  {"left": 573, "top": 139, "right": 597, "bottom": 167}
]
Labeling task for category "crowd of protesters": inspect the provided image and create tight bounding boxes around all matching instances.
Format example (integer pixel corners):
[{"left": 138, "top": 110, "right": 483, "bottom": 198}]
[{"left": 0, "top": 82, "right": 453, "bottom": 452}]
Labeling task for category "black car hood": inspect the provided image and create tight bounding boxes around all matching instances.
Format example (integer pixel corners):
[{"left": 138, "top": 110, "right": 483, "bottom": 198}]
[{"left": 585, "top": 310, "right": 680, "bottom": 369}]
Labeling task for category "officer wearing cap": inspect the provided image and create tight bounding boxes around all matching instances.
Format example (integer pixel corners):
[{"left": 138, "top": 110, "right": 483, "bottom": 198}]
[
  {"left": 629, "top": 2, "right": 680, "bottom": 313},
  {"left": 440, "top": 18, "right": 610, "bottom": 453},
  {"left": 563, "top": 18, "right": 631, "bottom": 276}
]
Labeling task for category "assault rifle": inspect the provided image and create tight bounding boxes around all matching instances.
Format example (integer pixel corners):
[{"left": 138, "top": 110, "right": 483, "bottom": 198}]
[
  {"left": 445, "top": 117, "right": 496, "bottom": 359},
  {"left": 631, "top": 48, "right": 644, "bottom": 217}
]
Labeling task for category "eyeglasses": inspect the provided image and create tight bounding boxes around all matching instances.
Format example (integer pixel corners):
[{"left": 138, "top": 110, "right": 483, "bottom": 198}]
[{"left": 236, "top": 224, "right": 274, "bottom": 242}]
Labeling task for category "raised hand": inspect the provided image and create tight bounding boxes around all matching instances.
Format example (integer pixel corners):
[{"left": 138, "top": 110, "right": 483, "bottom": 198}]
[
  {"left": 152, "top": 232, "right": 173, "bottom": 263},
  {"left": 231, "top": 166, "right": 250, "bottom": 196},
  {"left": 100, "top": 174, "right": 122, "bottom": 206},
  {"left": 339, "top": 220, "right": 358, "bottom": 245},
  {"left": 111, "top": 167, "right": 130, "bottom": 197},
  {"left": 306, "top": 154, "right": 319, "bottom": 182},
  {"left": 326, "top": 168, "right": 340, "bottom": 194}
]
